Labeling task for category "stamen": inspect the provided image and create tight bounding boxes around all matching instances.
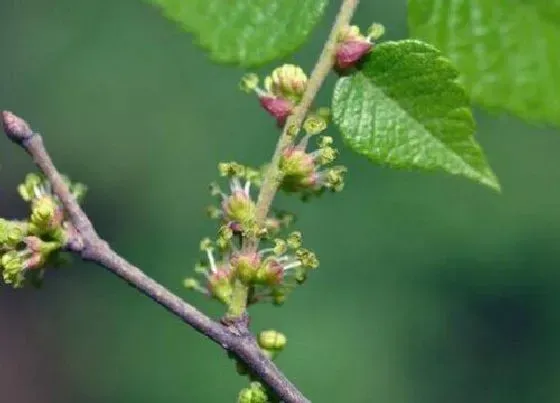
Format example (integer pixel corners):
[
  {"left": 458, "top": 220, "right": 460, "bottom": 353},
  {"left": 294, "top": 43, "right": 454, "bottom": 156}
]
[
  {"left": 230, "top": 177, "right": 242, "bottom": 193},
  {"left": 282, "top": 261, "right": 302, "bottom": 270},
  {"left": 206, "top": 249, "right": 217, "bottom": 273}
]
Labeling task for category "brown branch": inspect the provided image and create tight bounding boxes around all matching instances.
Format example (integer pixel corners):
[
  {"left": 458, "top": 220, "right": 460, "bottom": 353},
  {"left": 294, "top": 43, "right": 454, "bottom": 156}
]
[{"left": 1, "top": 110, "right": 309, "bottom": 403}]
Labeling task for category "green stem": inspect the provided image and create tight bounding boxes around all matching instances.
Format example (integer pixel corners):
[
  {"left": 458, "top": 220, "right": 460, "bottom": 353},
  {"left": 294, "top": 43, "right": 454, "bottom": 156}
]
[
  {"left": 248, "top": 0, "right": 360, "bottom": 252},
  {"left": 228, "top": 279, "right": 249, "bottom": 317}
]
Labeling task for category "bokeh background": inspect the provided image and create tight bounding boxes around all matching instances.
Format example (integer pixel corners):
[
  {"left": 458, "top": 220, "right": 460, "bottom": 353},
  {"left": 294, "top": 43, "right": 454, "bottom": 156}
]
[{"left": 2, "top": 1, "right": 560, "bottom": 402}]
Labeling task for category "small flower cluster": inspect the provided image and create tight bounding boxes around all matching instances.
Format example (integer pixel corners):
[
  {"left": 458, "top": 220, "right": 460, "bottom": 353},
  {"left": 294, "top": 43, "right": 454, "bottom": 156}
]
[
  {"left": 241, "top": 64, "right": 307, "bottom": 127},
  {"left": 279, "top": 113, "right": 346, "bottom": 200},
  {"left": 206, "top": 162, "right": 262, "bottom": 235},
  {"left": 335, "top": 23, "right": 386, "bottom": 73},
  {"left": 236, "top": 330, "right": 287, "bottom": 402},
  {"left": 237, "top": 382, "right": 269, "bottom": 403},
  {"left": 184, "top": 230, "right": 318, "bottom": 306},
  {"left": 0, "top": 173, "right": 86, "bottom": 288}
]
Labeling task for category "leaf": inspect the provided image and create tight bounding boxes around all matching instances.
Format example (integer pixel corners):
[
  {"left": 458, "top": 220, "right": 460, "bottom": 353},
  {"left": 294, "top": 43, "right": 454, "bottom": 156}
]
[
  {"left": 147, "top": 0, "right": 328, "bottom": 67},
  {"left": 408, "top": 0, "right": 560, "bottom": 127},
  {"left": 332, "top": 40, "right": 500, "bottom": 191}
]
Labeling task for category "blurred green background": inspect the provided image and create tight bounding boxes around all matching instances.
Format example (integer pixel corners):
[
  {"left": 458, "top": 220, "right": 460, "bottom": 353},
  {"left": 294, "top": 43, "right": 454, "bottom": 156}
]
[{"left": 2, "top": 1, "right": 560, "bottom": 402}]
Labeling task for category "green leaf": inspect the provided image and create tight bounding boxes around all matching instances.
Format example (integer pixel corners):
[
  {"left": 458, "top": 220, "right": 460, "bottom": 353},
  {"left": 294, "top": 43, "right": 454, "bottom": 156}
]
[
  {"left": 408, "top": 0, "right": 560, "bottom": 127},
  {"left": 147, "top": 0, "right": 328, "bottom": 67},
  {"left": 332, "top": 40, "right": 500, "bottom": 191}
]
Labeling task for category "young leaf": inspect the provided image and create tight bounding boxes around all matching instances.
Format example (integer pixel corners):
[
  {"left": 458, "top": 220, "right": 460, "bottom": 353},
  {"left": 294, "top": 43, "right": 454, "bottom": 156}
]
[
  {"left": 147, "top": 0, "right": 328, "bottom": 67},
  {"left": 408, "top": 0, "right": 560, "bottom": 127},
  {"left": 332, "top": 40, "right": 500, "bottom": 191}
]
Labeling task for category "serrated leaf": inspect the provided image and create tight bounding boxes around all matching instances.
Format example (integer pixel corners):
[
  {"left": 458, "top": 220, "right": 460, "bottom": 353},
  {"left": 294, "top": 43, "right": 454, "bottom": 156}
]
[
  {"left": 332, "top": 40, "right": 500, "bottom": 191},
  {"left": 408, "top": 0, "right": 560, "bottom": 127},
  {"left": 147, "top": 0, "right": 328, "bottom": 67}
]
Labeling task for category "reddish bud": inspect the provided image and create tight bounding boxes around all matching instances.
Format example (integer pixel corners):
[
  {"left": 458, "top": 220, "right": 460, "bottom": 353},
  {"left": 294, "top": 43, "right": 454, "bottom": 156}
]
[
  {"left": 258, "top": 96, "right": 294, "bottom": 127},
  {"left": 335, "top": 40, "right": 373, "bottom": 71}
]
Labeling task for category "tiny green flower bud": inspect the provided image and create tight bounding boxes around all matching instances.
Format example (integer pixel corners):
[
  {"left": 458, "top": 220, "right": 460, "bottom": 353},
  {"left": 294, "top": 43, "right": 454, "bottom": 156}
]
[
  {"left": 237, "top": 388, "right": 253, "bottom": 403},
  {"left": 230, "top": 252, "right": 261, "bottom": 284},
  {"left": 6, "top": 225, "right": 25, "bottom": 247},
  {"left": 258, "top": 330, "right": 287, "bottom": 351},
  {"left": 272, "top": 239, "right": 287, "bottom": 256},
  {"left": 17, "top": 173, "right": 43, "bottom": 202},
  {"left": 208, "top": 270, "right": 233, "bottom": 305},
  {"left": 296, "top": 248, "right": 319, "bottom": 269},
  {"left": 0, "top": 249, "right": 38, "bottom": 288},
  {"left": 216, "top": 225, "right": 233, "bottom": 250},
  {"left": 219, "top": 162, "right": 246, "bottom": 178},
  {"left": 287, "top": 231, "right": 302, "bottom": 249},
  {"left": 367, "top": 23, "right": 386, "bottom": 40},
  {"left": 239, "top": 73, "right": 259, "bottom": 93},
  {"left": 303, "top": 114, "right": 328, "bottom": 136},
  {"left": 200, "top": 238, "right": 213, "bottom": 252},
  {"left": 256, "top": 258, "right": 283, "bottom": 285},
  {"left": 238, "top": 382, "right": 268, "bottom": 403},
  {"left": 222, "top": 191, "right": 256, "bottom": 228},
  {"left": 280, "top": 148, "right": 314, "bottom": 181},
  {"left": 31, "top": 195, "right": 63, "bottom": 231},
  {"left": 324, "top": 166, "right": 347, "bottom": 192},
  {"left": 264, "top": 64, "right": 308, "bottom": 102},
  {"left": 183, "top": 277, "right": 199, "bottom": 289},
  {"left": 316, "top": 145, "right": 337, "bottom": 165},
  {"left": 286, "top": 123, "right": 299, "bottom": 138}
]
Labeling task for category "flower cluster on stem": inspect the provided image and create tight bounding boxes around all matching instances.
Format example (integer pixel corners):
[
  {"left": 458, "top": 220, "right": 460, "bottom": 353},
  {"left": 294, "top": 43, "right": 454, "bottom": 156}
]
[{"left": 0, "top": 173, "right": 86, "bottom": 287}]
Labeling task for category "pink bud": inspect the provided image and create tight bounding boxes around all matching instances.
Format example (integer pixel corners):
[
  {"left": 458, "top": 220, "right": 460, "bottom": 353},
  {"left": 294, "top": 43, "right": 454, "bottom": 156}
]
[
  {"left": 259, "top": 96, "right": 294, "bottom": 127},
  {"left": 24, "top": 253, "right": 43, "bottom": 270},
  {"left": 258, "top": 259, "right": 284, "bottom": 285},
  {"left": 335, "top": 40, "right": 373, "bottom": 70},
  {"left": 23, "top": 236, "right": 43, "bottom": 252}
]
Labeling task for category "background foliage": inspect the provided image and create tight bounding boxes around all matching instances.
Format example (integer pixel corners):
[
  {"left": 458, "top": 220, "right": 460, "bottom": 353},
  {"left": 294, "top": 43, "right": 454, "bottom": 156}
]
[{"left": 1, "top": 0, "right": 560, "bottom": 402}]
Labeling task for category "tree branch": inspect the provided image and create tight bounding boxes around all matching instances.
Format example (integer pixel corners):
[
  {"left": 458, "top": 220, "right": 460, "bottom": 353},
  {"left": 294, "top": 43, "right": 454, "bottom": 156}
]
[
  {"left": 236, "top": 0, "right": 361, "bottom": 319},
  {"left": 1, "top": 110, "right": 309, "bottom": 403},
  {"left": 1, "top": 0, "right": 361, "bottom": 400},
  {"left": 253, "top": 0, "right": 360, "bottom": 233}
]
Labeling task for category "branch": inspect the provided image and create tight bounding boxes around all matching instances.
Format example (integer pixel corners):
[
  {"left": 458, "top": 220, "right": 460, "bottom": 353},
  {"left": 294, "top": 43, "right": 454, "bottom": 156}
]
[
  {"left": 1, "top": 110, "right": 309, "bottom": 403},
  {"left": 253, "top": 0, "right": 360, "bottom": 232},
  {"left": 1, "top": 1, "right": 361, "bottom": 400}
]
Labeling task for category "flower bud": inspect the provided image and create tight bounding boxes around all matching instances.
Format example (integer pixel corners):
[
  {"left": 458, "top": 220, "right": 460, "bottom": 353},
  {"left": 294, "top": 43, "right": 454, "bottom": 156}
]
[
  {"left": 31, "top": 195, "right": 63, "bottom": 231},
  {"left": 17, "top": 173, "right": 43, "bottom": 202},
  {"left": 256, "top": 258, "right": 283, "bottom": 285},
  {"left": 258, "top": 96, "right": 294, "bottom": 127},
  {"left": 237, "top": 382, "right": 268, "bottom": 403},
  {"left": 208, "top": 270, "right": 233, "bottom": 304},
  {"left": 280, "top": 147, "right": 315, "bottom": 187},
  {"left": 335, "top": 24, "right": 374, "bottom": 72},
  {"left": 230, "top": 252, "right": 261, "bottom": 284},
  {"left": 264, "top": 64, "right": 307, "bottom": 101},
  {"left": 222, "top": 191, "right": 256, "bottom": 228},
  {"left": 1, "top": 251, "right": 26, "bottom": 287},
  {"left": 258, "top": 330, "right": 287, "bottom": 352}
]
